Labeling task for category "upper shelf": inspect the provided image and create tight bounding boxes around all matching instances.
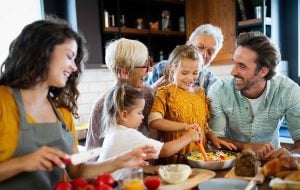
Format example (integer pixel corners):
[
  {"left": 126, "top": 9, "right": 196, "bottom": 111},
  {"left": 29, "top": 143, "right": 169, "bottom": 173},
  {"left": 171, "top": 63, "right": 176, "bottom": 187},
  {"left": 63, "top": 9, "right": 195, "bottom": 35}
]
[
  {"left": 238, "top": 17, "right": 272, "bottom": 28},
  {"left": 103, "top": 27, "right": 185, "bottom": 37}
]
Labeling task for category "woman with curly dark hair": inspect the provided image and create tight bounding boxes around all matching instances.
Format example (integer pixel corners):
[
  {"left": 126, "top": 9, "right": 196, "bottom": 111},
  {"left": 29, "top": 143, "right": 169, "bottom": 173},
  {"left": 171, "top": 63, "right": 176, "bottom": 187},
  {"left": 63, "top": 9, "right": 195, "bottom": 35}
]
[{"left": 0, "top": 17, "right": 156, "bottom": 189}]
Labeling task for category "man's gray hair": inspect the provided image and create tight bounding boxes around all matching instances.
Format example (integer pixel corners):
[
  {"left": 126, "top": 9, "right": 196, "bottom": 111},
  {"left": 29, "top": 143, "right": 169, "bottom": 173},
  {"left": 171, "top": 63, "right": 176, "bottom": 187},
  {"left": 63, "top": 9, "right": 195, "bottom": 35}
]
[{"left": 188, "top": 24, "right": 224, "bottom": 51}]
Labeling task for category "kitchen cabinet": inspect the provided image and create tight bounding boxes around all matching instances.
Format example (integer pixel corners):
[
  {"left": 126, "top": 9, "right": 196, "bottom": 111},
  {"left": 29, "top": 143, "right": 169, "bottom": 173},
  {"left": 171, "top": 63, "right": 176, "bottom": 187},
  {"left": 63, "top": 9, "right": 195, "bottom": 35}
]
[
  {"left": 99, "top": 0, "right": 186, "bottom": 64},
  {"left": 185, "top": 0, "right": 236, "bottom": 64}
]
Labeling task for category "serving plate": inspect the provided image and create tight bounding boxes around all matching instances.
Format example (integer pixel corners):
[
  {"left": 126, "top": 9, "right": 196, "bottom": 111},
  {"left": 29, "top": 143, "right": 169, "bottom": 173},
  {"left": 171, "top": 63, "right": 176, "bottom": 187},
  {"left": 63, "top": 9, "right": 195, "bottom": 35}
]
[
  {"left": 186, "top": 150, "right": 236, "bottom": 170},
  {"left": 198, "top": 178, "right": 257, "bottom": 190}
]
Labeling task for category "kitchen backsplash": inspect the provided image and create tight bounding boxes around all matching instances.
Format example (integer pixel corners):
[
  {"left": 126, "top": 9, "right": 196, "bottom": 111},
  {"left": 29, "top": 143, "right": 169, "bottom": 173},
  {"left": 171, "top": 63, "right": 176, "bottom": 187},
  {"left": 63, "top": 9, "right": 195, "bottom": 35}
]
[{"left": 74, "top": 64, "right": 234, "bottom": 126}]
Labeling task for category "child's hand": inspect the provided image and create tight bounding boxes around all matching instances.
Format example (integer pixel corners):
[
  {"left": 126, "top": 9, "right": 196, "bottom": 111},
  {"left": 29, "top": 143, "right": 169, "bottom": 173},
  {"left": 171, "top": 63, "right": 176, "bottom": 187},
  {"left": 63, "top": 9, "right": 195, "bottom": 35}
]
[
  {"left": 185, "top": 123, "right": 200, "bottom": 132},
  {"left": 187, "top": 128, "right": 201, "bottom": 142}
]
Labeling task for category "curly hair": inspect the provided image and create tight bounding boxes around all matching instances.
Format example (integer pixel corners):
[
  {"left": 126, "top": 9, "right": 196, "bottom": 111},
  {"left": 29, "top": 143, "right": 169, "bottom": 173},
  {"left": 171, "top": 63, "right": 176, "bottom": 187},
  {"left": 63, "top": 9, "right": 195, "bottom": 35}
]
[
  {"left": 237, "top": 31, "right": 281, "bottom": 80},
  {"left": 0, "top": 16, "right": 88, "bottom": 118}
]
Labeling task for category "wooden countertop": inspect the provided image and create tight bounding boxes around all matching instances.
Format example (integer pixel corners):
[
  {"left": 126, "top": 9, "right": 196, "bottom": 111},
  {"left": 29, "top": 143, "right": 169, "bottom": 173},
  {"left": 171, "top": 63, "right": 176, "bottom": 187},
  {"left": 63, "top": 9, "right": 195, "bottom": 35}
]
[{"left": 148, "top": 166, "right": 272, "bottom": 190}]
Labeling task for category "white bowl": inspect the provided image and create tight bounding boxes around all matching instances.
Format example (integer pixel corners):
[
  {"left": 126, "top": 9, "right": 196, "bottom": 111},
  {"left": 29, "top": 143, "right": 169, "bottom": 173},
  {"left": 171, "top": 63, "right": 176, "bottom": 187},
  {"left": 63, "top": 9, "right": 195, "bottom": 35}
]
[{"left": 159, "top": 164, "right": 192, "bottom": 184}]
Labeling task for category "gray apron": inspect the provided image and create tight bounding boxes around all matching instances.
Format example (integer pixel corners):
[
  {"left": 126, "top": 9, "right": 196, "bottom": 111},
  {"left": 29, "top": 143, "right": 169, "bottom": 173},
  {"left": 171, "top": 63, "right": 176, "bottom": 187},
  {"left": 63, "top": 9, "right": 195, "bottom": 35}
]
[{"left": 0, "top": 89, "right": 74, "bottom": 190}]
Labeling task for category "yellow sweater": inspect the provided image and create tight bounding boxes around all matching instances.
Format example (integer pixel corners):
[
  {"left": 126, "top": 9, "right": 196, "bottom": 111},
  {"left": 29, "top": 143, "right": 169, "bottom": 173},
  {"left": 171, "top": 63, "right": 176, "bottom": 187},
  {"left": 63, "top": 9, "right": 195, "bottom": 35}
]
[
  {"left": 151, "top": 84, "right": 210, "bottom": 162},
  {"left": 0, "top": 85, "right": 78, "bottom": 161}
]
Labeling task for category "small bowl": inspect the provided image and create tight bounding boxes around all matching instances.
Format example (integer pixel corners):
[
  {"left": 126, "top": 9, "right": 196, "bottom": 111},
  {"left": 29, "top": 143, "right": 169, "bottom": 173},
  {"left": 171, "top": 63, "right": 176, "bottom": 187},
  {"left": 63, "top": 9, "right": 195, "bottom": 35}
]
[
  {"left": 159, "top": 164, "right": 192, "bottom": 184},
  {"left": 186, "top": 150, "right": 236, "bottom": 170}
]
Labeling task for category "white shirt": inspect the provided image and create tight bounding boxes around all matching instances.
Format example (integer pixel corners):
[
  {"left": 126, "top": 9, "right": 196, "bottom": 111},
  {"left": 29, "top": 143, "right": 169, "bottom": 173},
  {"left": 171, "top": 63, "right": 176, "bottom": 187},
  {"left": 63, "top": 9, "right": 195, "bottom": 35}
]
[{"left": 97, "top": 125, "right": 164, "bottom": 179}]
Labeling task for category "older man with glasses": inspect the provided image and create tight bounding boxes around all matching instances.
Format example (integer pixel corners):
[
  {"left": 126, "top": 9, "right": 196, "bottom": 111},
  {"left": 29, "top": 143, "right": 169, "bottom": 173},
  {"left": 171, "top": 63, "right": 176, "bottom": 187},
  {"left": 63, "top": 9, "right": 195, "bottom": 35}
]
[{"left": 145, "top": 24, "right": 223, "bottom": 93}]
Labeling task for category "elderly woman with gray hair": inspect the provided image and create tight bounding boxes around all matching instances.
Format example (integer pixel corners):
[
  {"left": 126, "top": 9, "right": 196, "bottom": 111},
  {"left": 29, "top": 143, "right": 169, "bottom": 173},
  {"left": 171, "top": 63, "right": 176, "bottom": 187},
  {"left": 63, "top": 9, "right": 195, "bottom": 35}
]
[{"left": 85, "top": 38, "right": 157, "bottom": 161}]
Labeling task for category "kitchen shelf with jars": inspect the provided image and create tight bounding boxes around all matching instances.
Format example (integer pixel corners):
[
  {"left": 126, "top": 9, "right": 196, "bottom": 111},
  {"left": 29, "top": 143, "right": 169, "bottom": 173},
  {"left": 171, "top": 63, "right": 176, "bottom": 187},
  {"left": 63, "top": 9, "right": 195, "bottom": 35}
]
[
  {"left": 236, "top": 0, "right": 272, "bottom": 38},
  {"left": 100, "top": 0, "right": 186, "bottom": 63}
]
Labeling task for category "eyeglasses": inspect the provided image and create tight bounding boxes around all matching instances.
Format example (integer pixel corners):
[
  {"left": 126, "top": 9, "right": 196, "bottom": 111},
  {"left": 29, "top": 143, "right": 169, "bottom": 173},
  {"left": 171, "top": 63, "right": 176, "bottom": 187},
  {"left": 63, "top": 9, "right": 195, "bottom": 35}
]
[{"left": 134, "top": 56, "right": 153, "bottom": 72}]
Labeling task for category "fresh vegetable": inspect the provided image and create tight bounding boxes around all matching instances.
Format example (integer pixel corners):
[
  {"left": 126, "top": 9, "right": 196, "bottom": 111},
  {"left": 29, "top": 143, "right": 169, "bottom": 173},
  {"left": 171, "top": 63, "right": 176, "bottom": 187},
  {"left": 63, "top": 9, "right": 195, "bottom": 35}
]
[
  {"left": 196, "top": 142, "right": 209, "bottom": 161},
  {"left": 144, "top": 176, "right": 161, "bottom": 190}
]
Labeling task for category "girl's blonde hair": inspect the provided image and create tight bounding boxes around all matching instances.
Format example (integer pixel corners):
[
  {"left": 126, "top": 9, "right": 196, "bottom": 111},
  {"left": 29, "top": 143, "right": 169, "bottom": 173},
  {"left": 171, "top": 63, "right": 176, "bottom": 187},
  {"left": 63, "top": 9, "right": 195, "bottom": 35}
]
[
  {"left": 167, "top": 44, "right": 204, "bottom": 82},
  {"left": 101, "top": 85, "right": 144, "bottom": 136},
  {"left": 105, "top": 38, "right": 148, "bottom": 80}
]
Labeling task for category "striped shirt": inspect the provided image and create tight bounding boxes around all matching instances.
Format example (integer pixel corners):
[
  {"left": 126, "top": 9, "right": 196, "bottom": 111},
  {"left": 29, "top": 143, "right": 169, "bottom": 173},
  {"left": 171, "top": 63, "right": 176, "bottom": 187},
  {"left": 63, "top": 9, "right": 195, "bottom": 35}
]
[{"left": 208, "top": 75, "right": 300, "bottom": 149}]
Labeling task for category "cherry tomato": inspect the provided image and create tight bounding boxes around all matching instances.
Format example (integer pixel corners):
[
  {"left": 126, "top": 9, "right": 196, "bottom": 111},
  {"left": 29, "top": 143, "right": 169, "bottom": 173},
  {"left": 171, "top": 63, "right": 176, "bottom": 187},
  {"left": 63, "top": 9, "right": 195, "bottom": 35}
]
[
  {"left": 95, "top": 173, "right": 115, "bottom": 187},
  {"left": 82, "top": 184, "right": 97, "bottom": 190},
  {"left": 71, "top": 178, "right": 88, "bottom": 190},
  {"left": 95, "top": 183, "right": 112, "bottom": 190},
  {"left": 144, "top": 176, "right": 161, "bottom": 190},
  {"left": 54, "top": 181, "right": 72, "bottom": 190}
]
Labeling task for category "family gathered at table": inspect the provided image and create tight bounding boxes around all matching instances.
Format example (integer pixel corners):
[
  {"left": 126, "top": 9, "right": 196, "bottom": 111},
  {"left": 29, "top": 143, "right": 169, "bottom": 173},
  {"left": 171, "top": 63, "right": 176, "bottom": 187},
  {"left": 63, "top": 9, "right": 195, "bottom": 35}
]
[{"left": 0, "top": 15, "right": 299, "bottom": 189}]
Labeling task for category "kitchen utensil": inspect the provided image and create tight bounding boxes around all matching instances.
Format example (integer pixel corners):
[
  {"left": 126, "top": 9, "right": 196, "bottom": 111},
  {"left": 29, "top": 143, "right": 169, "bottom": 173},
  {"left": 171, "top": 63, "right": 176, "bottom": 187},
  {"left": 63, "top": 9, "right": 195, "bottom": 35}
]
[
  {"left": 225, "top": 167, "right": 265, "bottom": 184},
  {"left": 245, "top": 180, "right": 257, "bottom": 190},
  {"left": 198, "top": 178, "right": 257, "bottom": 190},
  {"left": 62, "top": 147, "right": 102, "bottom": 165}
]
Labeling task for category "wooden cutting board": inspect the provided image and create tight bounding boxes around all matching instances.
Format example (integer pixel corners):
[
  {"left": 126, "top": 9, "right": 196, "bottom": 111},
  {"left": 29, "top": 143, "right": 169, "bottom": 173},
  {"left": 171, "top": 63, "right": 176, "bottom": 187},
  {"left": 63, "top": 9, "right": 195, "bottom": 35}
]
[
  {"left": 158, "top": 168, "right": 216, "bottom": 190},
  {"left": 224, "top": 167, "right": 265, "bottom": 184}
]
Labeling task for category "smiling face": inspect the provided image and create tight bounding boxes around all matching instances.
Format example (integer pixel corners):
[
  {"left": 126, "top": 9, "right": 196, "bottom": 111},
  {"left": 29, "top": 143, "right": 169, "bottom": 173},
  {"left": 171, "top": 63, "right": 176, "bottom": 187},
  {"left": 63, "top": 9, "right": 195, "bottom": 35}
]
[
  {"left": 231, "top": 46, "right": 268, "bottom": 98},
  {"left": 172, "top": 58, "right": 200, "bottom": 90},
  {"left": 121, "top": 98, "right": 145, "bottom": 129},
  {"left": 47, "top": 39, "right": 78, "bottom": 88}
]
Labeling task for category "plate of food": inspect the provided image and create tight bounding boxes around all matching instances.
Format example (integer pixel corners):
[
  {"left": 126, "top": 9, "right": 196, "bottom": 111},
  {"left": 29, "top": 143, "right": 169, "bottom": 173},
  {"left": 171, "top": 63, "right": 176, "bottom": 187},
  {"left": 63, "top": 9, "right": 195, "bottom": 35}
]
[{"left": 185, "top": 150, "right": 236, "bottom": 170}]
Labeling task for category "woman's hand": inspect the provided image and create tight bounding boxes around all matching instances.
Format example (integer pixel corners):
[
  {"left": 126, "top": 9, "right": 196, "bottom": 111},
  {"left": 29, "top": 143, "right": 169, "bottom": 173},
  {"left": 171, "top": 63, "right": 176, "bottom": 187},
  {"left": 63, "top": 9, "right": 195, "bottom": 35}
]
[
  {"left": 116, "top": 145, "right": 157, "bottom": 168},
  {"left": 20, "top": 146, "right": 68, "bottom": 172}
]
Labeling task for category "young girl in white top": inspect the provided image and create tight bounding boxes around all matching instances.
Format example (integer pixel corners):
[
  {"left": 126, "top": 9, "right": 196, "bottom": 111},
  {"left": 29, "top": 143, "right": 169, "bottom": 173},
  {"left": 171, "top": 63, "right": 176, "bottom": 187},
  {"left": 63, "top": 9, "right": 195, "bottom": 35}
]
[{"left": 98, "top": 85, "right": 201, "bottom": 179}]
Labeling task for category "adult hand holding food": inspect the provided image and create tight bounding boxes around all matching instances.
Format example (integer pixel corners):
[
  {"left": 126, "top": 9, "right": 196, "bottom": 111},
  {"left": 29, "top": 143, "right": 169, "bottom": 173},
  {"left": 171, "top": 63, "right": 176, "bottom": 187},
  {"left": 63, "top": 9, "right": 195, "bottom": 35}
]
[
  {"left": 243, "top": 142, "right": 276, "bottom": 160},
  {"left": 20, "top": 146, "right": 68, "bottom": 172}
]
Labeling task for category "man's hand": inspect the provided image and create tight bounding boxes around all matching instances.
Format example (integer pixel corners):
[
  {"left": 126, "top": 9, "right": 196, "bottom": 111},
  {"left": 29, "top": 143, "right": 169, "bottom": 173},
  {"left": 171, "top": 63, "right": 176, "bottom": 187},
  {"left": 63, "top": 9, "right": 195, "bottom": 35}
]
[
  {"left": 264, "top": 147, "right": 290, "bottom": 160},
  {"left": 243, "top": 142, "right": 276, "bottom": 160}
]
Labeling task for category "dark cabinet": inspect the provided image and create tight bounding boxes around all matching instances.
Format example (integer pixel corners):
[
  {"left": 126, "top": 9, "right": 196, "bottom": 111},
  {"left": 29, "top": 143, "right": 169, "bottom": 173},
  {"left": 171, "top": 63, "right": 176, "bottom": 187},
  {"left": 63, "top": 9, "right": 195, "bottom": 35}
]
[{"left": 99, "top": 0, "right": 186, "bottom": 64}]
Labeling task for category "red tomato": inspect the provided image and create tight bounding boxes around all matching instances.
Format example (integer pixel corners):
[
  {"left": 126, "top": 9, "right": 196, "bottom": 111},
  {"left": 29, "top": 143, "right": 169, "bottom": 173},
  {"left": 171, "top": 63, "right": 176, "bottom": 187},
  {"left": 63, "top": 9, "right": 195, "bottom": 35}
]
[
  {"left": 54, "top": 181, "right": 72, "bottom": 190},
  {"left": 71, "top": 178, "right": 88, "bottom": 190},
  {"left": 144, "top": 176, "right": 161, "bottom": 190},
  {"left": 95, "top": 173, "right": 115, "bottom": 187},
  {"left": 219, "top": 155, "right": 225, "bottom": 160},
  {"left": 82, "top": 184, "right": 96, "bottom": 190},
  {"left": 95, "top": 183, "right": 112, "bottom": 190}
]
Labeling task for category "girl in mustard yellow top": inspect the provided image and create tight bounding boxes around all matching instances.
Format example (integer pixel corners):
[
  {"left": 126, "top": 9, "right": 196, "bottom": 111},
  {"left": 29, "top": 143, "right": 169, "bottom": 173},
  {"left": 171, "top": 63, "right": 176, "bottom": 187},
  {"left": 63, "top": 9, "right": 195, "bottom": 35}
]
[
  {"left": 0, "top": 17, "right": 156, "bottom": 190},
  {"left": 149, "top": 45, "right": 236, "bottom": 164}
]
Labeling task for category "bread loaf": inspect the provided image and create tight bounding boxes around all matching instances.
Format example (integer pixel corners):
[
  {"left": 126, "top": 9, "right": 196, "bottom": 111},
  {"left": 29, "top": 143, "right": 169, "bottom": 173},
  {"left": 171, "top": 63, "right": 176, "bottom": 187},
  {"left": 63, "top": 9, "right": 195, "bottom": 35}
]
[
  {"left": 284, "top": 170, "right": 300, "bottom": 181},
  {"left": 234, "top": 150, "right": 259, "bottom": 177},
  {"left": 262, "top": 157, "right": 298, "bottom": 177}
]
